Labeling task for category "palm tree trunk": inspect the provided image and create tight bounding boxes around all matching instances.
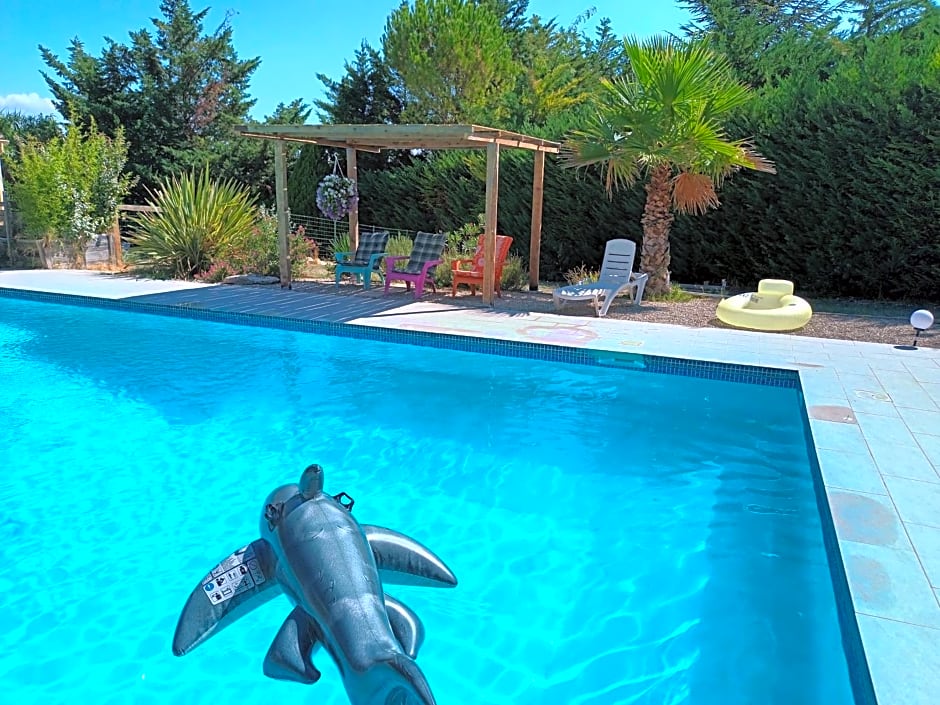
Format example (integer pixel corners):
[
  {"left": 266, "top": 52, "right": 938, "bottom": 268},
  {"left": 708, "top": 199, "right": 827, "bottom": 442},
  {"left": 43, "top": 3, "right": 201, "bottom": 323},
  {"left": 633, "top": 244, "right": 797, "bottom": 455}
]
[{"left": 640, "top": 165, "right": 674, "bottom": 296}]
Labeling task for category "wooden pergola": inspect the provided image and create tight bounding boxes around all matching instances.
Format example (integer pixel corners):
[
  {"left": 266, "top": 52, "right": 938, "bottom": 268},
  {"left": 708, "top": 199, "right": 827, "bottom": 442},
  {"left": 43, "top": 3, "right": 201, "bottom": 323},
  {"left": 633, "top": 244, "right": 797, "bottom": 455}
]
[{"left": 236, "top": 124, "right": 560, "bottom": 304}]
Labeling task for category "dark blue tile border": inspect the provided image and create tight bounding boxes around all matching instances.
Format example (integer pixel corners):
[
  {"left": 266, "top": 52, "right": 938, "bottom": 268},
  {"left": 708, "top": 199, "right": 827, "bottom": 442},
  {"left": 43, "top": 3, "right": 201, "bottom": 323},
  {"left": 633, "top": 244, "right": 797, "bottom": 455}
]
[
  {"left": 799, "top": 404, "right": 879, "bottom": 705},
  {"left": 0, "top": 286, "right": 799, "bottom": 388}
]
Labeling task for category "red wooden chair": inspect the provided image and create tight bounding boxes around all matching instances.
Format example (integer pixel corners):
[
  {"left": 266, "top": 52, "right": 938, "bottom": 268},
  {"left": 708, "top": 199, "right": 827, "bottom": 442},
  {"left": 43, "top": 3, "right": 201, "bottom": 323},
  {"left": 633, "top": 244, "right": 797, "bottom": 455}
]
[{"left": 450, "top": 235, "right": 513, "bottom": 297}]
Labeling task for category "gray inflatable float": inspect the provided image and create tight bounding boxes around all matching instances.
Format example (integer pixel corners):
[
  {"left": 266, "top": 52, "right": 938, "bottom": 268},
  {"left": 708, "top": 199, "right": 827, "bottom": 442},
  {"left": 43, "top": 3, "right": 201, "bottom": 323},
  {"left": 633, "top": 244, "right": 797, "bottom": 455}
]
[{"left": 173, "top": 464, "right": 457, "bottom": 705}]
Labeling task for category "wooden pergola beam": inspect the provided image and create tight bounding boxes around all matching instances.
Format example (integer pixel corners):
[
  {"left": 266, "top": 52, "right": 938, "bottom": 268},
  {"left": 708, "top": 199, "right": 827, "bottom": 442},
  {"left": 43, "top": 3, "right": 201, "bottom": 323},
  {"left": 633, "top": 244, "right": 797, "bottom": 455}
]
[
  {"left": 465, "top": 135, "right": 549, "bottom": 152},
  {"left": 239, "top": 132, "right": 384, "bottom": 152},
  {"left": 236, "top": 123, "right": 559, "bottom": 153}
]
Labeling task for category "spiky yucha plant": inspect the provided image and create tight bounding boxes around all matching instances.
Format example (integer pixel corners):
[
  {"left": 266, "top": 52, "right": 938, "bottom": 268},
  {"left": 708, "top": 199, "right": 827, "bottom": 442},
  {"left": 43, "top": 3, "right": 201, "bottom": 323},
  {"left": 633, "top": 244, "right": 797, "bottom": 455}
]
[{"left": 127, "top": 167, "right": 257, "bottom": 279}]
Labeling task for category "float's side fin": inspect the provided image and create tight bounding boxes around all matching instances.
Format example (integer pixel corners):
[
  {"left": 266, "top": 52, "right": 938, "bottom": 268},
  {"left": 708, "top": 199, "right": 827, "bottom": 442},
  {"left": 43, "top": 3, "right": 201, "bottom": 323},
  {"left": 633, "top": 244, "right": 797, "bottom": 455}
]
[
  {"left": 172, "top": 539, "right": 281, "bottom": 656},
  {"left": 362, "top": 525, "right": 457, "bottom": 588},
  {"left": 384, "top": 594, "right": 425, "bottom": 659},
  {"left": 263, "top": 605, "right": 322, "bottom": 684}
]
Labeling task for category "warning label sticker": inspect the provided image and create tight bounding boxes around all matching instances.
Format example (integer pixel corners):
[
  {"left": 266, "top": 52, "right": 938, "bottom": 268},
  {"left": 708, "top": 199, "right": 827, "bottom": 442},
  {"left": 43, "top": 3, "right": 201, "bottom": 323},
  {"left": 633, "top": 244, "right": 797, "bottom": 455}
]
[{"left": 202, "top": 544, "right": 267, "bottom": 606}]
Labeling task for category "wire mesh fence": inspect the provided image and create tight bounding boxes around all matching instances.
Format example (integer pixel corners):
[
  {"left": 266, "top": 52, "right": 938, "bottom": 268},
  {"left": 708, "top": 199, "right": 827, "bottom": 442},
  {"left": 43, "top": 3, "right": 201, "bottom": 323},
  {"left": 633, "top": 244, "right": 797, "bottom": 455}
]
[
  {"left": 1, "top": 204, "right": 425, "bottom": 268},
  {"left": 289, "top": 212, "right": 419, "bottom": 259}
]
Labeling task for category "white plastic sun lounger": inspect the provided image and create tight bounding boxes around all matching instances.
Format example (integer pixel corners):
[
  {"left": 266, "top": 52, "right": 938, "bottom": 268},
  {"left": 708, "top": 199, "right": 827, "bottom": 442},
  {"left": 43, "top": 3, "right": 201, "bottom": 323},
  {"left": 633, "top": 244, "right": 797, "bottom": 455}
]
[{"left": 552, "top": 238, "right": 649, "bottom": 317}]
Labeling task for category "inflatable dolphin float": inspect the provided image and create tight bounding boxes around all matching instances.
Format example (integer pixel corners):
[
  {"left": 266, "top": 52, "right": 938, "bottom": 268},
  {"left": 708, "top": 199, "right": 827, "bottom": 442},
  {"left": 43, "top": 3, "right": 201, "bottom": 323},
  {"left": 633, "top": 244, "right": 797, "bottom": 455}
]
[{"left": 173, "top": 464, "right": 457, "bottom": 705}]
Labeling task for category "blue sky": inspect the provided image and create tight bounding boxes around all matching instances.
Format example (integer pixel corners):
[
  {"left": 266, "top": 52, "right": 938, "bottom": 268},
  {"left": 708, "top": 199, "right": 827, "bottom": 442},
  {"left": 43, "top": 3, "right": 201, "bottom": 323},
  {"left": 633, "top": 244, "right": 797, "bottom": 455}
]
[{"left": 0, "top": 0, "right": 691, "bottom": 119}]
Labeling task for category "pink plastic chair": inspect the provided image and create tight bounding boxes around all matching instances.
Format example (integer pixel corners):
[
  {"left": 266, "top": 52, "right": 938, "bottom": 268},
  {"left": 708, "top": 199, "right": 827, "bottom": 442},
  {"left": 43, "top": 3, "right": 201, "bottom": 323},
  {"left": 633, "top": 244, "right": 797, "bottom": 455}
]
[{"left": 384, "top": 232, "right": 447, "bottom": 299}]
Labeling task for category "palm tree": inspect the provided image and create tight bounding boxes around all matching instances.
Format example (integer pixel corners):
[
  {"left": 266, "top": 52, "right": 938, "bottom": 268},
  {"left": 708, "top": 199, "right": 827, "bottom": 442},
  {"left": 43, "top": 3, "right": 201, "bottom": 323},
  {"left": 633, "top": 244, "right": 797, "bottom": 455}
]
[{"left": 561, "top": 36, "right": 776, "bottom": 296}]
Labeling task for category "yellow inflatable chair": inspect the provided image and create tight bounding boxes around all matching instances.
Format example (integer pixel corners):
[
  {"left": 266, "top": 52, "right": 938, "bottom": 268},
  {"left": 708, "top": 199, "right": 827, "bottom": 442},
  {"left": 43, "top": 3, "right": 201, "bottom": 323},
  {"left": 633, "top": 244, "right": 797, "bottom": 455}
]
[{"left": 716, "top": 279, "right": 812, "bottom": 332}]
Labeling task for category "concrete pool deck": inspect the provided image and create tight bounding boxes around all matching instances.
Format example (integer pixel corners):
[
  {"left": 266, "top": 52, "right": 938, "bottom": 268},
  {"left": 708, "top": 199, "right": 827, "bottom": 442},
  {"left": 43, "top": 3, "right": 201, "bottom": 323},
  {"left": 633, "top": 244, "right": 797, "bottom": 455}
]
[{"left": 2, "top": 269, "right": 939, "bottom": 704}]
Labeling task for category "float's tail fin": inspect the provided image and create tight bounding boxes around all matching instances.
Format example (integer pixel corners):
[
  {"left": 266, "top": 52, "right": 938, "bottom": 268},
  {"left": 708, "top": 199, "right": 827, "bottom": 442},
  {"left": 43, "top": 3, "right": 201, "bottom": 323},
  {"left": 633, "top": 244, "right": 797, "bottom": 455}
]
[{"left": 355, "top": 653, "right": 436, "bottom": 705}]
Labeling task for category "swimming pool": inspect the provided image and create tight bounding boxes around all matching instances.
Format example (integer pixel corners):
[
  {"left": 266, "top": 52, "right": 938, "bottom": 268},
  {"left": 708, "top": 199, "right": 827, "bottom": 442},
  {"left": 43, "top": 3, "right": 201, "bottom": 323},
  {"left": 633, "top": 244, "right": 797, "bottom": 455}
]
[{"left": 0, "top": 296, "right": 864, "bottom": 704}]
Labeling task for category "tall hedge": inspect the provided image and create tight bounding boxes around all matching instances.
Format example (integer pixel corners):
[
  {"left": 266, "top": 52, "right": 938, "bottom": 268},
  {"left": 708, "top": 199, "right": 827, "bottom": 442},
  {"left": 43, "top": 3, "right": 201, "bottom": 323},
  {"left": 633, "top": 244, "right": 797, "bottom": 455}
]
[{"left": 669, "top": 13, "right": 940, "bottom": 300}]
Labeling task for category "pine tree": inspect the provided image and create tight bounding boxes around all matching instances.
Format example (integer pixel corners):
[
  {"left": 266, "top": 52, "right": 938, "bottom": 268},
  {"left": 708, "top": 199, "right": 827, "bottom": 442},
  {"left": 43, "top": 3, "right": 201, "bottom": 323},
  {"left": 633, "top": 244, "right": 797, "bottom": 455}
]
[
  {"left": 679, "top": 0, "right": 848, "bottom": 86},
  {"left": 846, "top": 0, "right": 936, "bottom": 36},
  {"left": 39, "top": 0, "right": 267, "bottom": 200},
  {"left": 314, "top": 41, "right": 409, "bottom": 172},
  {"left": 382, "top": 0, "right": 519, "bottom": 123}
]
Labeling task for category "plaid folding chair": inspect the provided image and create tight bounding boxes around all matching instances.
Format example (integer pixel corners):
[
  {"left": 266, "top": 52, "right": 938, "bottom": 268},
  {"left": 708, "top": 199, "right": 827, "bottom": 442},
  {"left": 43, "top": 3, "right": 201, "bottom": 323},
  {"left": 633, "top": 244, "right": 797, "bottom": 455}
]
[
  {"left": 334, "top": 230, "right": 390, "bottom": 290},
  {"left": 384, "top": 232, "right": 446, "bottom": 299}
]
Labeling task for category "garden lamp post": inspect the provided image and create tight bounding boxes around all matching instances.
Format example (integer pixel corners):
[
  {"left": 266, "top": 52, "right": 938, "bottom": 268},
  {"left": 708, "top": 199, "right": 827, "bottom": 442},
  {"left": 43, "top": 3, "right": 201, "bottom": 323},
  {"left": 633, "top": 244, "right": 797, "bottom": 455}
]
[{"left": 910, "top": 309, "right": 935, "bottom": 348}]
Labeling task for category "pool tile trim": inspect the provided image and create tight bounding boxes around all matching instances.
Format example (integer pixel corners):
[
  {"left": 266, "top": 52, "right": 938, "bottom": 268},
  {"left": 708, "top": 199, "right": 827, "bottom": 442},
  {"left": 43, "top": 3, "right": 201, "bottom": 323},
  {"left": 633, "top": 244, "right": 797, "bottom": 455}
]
[
  {"left": 803, "top": 414, "right": 880, "bottom": 704},
  {"left": 0, "top": 286, "right": 799, "bottom": 388}
]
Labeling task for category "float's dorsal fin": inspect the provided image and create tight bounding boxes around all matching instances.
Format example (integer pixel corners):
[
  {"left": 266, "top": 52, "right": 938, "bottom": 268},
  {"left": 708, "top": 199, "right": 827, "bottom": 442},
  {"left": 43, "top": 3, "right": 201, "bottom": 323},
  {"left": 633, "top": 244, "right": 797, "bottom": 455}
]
[
  {"left": 362, "top": 525, "right": 457, "bottom": 588},
  {"left": 172, "top": 539, "right": 281, "bottom": 656}
]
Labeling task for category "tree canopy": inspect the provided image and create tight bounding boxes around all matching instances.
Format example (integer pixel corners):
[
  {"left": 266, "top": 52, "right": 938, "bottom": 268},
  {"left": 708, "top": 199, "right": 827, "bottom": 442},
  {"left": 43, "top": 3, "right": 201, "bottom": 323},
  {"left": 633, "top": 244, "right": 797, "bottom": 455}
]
[
  {"left": 382, "top": 0, "right": 519, "bottom": 123},
  {"left": 39, "top": 0, "right": 265, "bottom": 199}
]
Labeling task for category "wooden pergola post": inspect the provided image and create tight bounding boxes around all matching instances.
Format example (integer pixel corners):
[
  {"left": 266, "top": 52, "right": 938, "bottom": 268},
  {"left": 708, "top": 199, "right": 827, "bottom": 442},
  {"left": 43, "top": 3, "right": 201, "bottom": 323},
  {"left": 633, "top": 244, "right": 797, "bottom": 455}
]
[
  {"left": 528, "top": 150, "right": 546, "bottom": 291},
  {"left": 109, "top": 213, "right": 123, "bottom": 268},
  {"left": 483, "top": 142, "right": 500, "bottom": 305},
  {"left": 345, "top": 146, "right": 359, "bottom": 251},
  {"left": 273, "top": 139, "right": 291, "bottom": 288},
  {"left": 0, "top": 136, "right": 10, "bottom": 263}
]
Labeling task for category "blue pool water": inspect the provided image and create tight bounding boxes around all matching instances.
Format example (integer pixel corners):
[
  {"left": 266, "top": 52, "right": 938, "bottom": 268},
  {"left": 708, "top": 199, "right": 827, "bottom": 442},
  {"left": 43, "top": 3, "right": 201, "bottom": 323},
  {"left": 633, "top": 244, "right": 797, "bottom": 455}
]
[{"left": 0, "top": 297, "right": 859, "bottom": 705}]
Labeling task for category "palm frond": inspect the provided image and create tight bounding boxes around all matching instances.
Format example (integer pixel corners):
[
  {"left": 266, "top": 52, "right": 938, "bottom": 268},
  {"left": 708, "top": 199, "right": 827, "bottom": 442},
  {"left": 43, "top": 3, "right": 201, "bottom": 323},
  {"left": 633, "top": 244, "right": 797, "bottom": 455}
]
[
  {"left": 672, "top": 172, "right": 720, "bottom": 215},
  {"left": 738, "top": 142, "right": 777, "bottom": 174},
  {"left": 560, "top": 34, "right": 774, "bottom": 205}
]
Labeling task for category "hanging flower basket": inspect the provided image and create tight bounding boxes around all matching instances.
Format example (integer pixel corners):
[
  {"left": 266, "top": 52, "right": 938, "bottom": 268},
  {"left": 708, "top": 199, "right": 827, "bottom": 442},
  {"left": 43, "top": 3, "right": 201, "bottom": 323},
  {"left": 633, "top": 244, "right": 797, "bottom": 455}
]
[{"left": 316, "top": 174, "right": 358, "bottom": 221}]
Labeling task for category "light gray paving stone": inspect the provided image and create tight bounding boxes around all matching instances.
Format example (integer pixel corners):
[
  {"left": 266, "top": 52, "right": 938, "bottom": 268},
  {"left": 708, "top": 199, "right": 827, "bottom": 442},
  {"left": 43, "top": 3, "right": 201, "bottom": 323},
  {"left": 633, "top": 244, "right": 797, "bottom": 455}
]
[
  {"left": 840, "top": 540, "right": 940, "bottom": 627},
  {"left": 817, "top": 449, "right": 887, "bottom": 495},
  {"left": 828, "top": 490, "right": 912, "bottom": 550},
  {"left": 856, "top": 615, "right": 940, "bottom": 705},
  {"left": 904, "top": 522, "right": 940, "bottom": 588},
  {"left": 884, "top": 476, "right": 940, "bottom": 527}
]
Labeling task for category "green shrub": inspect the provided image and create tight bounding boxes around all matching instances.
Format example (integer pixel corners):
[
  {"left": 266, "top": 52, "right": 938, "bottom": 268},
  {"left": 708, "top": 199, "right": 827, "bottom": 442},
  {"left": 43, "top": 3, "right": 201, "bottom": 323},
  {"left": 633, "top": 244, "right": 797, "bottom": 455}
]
[
  {"left": 10, "top": 117, "right": 133, "bottom": 265},
  {"left": 196, "top": 260, "right": 238, "bottom": 283},
  {"left": 647, "top": 284, "right": 695, "bottom": 302},
  {"left": 564, "top": 264, "right": 599, "bottom": 284},
  {"left": 289, "top": 226, "right": 317, "bottom": 278},
  {"left": 386, "top": 234, "right": 413, "bottom": 259},
  {"left": 431, "top": 215, "right": 486, "bottom": 288},
  {"left": 330, "top": 232, "right": 351, "bottom": 262},
  {"left": 500, "top": 254, "right": 527, "bottom": 291},
  {"left": 127, "top": 167, "right": 257, "bottom": 279},
  {"left": 445, "top": 212, "right": 485, "bottom": 254},
  {"left": 212, "top": 205, "right": 279, "bottom": 276},
  {"left": 431, "top": 252, "right": 458, "bottom": 288},
  {"left": 201, "top": 208, "right": 315, "bottom": 281}
]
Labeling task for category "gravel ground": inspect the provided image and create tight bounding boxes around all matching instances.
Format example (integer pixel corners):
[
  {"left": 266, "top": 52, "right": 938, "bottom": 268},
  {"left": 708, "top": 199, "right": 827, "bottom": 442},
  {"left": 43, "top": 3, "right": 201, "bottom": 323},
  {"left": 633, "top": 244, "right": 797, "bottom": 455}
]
[
  {"left": 302, "top": 277, "right": 937, "bottom": 349},
  {"left": 488, "top": 288, "right": 940, "bottom": 349}
]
